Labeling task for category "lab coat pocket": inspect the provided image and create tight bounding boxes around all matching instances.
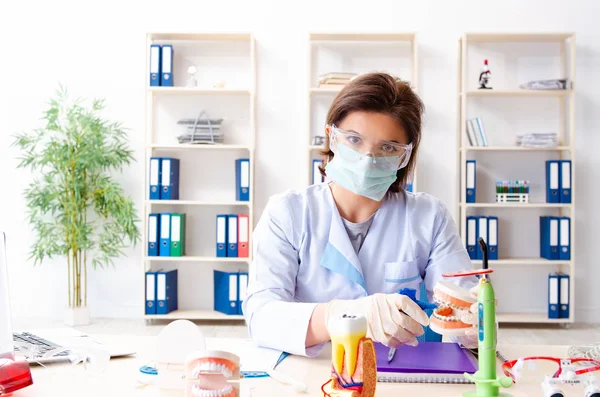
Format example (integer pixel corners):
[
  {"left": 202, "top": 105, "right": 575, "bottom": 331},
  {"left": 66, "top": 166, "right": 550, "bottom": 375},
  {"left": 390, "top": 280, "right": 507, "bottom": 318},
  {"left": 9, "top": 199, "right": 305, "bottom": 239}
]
[{"left": 384, "top": 259, "right": 422, "bottom": 294}]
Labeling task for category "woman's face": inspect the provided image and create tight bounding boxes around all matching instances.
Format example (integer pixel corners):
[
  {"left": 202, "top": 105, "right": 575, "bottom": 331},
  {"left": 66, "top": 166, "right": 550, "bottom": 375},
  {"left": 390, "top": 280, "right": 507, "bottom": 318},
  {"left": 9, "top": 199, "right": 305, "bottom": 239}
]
[{"left": 335, "top": 111, "right": 409, "bottom": 148}]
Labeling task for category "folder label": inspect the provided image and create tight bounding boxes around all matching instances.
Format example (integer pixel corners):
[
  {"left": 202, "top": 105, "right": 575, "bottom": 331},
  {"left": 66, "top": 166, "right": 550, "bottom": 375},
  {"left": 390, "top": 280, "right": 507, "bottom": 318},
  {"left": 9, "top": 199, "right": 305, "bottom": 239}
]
[
  {"left": 172, "top": 216, "right": 180, "bottom": 242},
  {"left": 162, "top": 160, "right": 171, "bottom": 187},
  {"left": 229, "top": 217, "right": 238, "bottom": 244},
  {"left": 161, "top": 215, "right": 170, "bottom": 239},
  {"left": 467, "top": 218, "right": 476, "bottom": 246},
  {"left": 549, "top": 276, "right": 558, "bottom": 304},
  {"left": 549, "top": 162, "right": 559, "bottom": 189},
  {"left": 241, "top": 161, "right": 249, "bottom": 192},
  {"left": 550, "top": 218, "right": 558, "bottom": 247},
  {"left": 239, "top": 215, "right": 248, "bottom": 241},
  {"left": 478, "top": 217, "right": 488, "bottom": 258},
  {"left": 488, "top": 218, "right": 497, "bottom": 245},
  {"left": 560, "top": 219, "right": 569, "bottom": 246},
  {"left": 217, "top": 217, "right": 226, "bottom": 244},
  {"left": 149, "top": 215, "right": 157, "bottom": 243},
  {"left": 239, "top": 274, "right": 248, "bottom": 301},
  {"left": 560, "top": 277, "right": 569, "bottom": 305},
  {"left": 146, "top": 273, "right": 156, "bottom": 314},
  {"left": 216, "top": 215, "right": 227, "bottom": 257},
  {"left": 150, "top": 44, "right": 161, "bottom": 86},
  {"left": 157, "top": 274, "right": 166, "bottom": 301},
  {"left": 229, "top": 274, "right": 237, "bottom": 307}
]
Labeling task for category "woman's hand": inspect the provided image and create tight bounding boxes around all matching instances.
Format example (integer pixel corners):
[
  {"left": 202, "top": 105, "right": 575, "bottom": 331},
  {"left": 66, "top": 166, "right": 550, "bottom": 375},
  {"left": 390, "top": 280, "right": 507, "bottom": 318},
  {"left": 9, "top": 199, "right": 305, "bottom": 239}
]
[{"left": 324, "top": 293, "right": 430, "bottom": 347}]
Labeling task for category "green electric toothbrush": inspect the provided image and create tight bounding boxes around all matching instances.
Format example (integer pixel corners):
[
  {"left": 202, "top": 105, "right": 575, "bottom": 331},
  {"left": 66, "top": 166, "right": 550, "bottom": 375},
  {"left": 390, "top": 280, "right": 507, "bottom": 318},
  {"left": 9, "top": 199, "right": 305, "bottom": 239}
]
[{"left": 443, "top": 237, "right": 513, "bottom": 397}]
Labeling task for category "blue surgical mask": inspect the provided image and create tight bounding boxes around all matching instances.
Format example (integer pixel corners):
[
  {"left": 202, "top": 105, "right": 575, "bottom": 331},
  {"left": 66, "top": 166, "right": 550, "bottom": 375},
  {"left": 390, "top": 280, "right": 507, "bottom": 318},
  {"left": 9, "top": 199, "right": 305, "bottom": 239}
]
[{"left": 325, "top": 144, "right": 399, "bottom": 201}]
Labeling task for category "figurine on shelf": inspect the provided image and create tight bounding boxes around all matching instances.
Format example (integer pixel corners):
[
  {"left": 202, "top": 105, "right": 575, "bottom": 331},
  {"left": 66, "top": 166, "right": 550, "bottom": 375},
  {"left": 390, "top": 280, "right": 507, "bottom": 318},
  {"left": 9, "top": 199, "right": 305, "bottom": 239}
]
[
  {"left": 478, "top": 59, "right": 492, "bottom": 89},
  {"left": 187, "top": 66, "right": 198, "bottom": 87}
]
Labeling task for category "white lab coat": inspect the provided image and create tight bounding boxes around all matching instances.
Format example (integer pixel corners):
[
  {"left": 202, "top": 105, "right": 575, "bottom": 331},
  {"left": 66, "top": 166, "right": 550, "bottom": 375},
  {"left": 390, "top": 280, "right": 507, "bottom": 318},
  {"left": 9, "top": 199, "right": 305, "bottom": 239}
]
[{"left": 242, "top": 183, "right": 475, "bottom": 357}]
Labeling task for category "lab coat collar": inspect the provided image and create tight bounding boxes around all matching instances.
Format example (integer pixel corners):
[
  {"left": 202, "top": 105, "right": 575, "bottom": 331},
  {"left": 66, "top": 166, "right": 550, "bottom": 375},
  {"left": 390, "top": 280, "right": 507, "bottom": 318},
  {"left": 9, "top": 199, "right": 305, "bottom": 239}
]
[{"left": 320, "top": 184, "right": 384, "bottom": 293}]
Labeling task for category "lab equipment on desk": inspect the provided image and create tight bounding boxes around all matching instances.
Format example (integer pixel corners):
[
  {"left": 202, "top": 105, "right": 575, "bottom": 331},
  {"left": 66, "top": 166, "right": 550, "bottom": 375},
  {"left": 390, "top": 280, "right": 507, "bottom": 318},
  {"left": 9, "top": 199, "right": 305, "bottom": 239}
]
[
  {"left": 185, "top": 350, "right": 241, "bottom": 397},
  {"left": 502, "top": 356, "right": 600, "bottom": 397},
  {"left": 442, "top": 237, "right": 513, "bottom": 397},
  {"left": 322, "top": 313, "right": 377, "bottom": 397},
  {"left": 0, "top": 232, "right": 33, "bottom": 394}
]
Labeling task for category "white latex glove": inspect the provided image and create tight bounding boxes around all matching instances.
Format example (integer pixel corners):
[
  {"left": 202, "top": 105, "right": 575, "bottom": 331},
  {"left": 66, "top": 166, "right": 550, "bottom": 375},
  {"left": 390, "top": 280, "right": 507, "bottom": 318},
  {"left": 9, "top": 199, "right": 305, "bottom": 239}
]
[{"left": 324, "top": 293, "right": 430, "bottom": 348}]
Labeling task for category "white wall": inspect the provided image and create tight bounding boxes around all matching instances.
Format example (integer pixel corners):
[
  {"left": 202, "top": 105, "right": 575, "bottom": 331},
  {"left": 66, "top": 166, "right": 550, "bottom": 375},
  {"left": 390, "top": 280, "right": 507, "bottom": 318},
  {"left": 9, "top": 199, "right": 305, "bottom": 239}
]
[{"left": 1, "top": 0, "right": 599, "bottom": 321}]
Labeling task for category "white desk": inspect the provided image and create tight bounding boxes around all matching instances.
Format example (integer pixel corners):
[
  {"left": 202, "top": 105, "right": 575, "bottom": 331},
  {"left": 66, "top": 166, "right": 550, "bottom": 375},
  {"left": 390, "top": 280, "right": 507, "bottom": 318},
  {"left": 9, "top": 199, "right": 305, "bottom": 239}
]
[{"left": 12, "top": 335, "right": 584, "bottom": 397}]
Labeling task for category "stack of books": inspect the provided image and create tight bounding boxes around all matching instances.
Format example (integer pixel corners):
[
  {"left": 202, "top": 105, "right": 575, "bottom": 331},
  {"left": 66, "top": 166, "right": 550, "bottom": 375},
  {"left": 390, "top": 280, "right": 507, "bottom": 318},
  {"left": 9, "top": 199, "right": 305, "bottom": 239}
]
[
  {"left": 519, "top": 79, "right": 569, "bottom": 90},
  {"left": 516, "top": 132, "right": 558, "bottom": 148},
  {"left": 318, "top": 72, "right": 357, "bottom": 89}
]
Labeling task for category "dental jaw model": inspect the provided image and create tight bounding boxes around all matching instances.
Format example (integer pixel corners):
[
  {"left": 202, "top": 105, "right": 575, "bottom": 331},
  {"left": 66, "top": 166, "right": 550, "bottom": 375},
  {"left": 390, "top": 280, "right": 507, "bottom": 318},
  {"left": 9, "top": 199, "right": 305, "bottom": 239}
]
[
  {"left": 429, "top": 280, "right": 477, "bottom": 336},
  {"left": 185, "top": 350, "right": 241, "bottom": 397},
  {"left": 322, "top": 314, "right": 377, "bottom": 397},
  {"left": 155, "top": 320, "right": 241, "bottom": 396}
]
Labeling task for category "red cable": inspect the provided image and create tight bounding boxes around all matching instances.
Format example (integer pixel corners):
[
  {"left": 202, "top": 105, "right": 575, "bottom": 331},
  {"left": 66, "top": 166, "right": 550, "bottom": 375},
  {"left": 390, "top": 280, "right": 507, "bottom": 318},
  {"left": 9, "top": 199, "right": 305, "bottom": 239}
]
[{"left": 321, "top": 379, "right": 332, "bottom": 397}]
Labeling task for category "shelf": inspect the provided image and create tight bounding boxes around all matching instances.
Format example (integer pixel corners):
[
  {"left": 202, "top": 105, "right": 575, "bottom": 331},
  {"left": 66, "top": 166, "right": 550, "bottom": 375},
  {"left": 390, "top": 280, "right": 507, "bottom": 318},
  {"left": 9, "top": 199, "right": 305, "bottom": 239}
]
[
  {"left": 310, "top": 33, "right": 415, "bottom": 42},
  {"left": 145, "top": 256, "right": 250, "bottom": 263},
  {"left": 149, "top": 33, "right": 252, "bottom": 42},
  {"left": 146, "top": 200, "right": 251, "bottom": 207},
  {"left": 150, "top": 144, "right": 252, "bottom": 151},
  {"left": 472, "top": 258, "right": 571, "bottom": 266},
  {"left": 144, "top": 309, "right": 245, "bottom": 321},
  {"left": 497, "top": 312, "right": 571, "bottom": 324},
  {"left": 149, "top": 87, "right": 252, "bottom": 95},
  {"left": 310, "top": 87, "right": 343, "bottom": 94},
  {"left": 464, "top": 32, "right": 573, "bottom": 43},
  {"left": 463, "top": 203, "right": 571, "bottom": 209},
  {"left": 462, "top": 146, "right": 571, "bottom": 152},
  {"left": 462, "top": 89, "right": 571, "bottom": 97}
]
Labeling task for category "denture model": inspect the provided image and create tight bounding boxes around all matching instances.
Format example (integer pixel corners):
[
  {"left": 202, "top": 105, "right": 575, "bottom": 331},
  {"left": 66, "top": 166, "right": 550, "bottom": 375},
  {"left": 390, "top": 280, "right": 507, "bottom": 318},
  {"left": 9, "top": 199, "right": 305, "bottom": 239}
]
[
  {"left": 322, "top": 313, "right": 376, "bottom": 397},
  {"left": 428, "top": 280, "right": 477, "bottom": 336},
  {"left": 184, "top": 350, "right": 240, "bottom": 397}
]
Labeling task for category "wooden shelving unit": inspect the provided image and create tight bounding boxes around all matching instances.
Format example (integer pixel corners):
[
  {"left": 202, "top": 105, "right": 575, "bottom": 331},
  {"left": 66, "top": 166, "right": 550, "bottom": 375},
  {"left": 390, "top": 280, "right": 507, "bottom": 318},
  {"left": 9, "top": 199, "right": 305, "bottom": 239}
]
[
  {"left": 143, "top": 32, "right": 256, "bottom": 322},
  {"left": 457, "top": 32, "right": 576, "bottom": 324},
  {"left": 306, "top": 33, "right": 419, "bottom": 191}
]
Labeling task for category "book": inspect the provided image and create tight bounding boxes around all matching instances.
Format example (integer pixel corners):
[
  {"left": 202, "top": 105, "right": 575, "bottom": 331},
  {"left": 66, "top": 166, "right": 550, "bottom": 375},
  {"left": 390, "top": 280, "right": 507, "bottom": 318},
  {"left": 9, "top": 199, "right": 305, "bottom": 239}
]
[{"left": 375, "top": 342, "right": 478, "bottom": 384}]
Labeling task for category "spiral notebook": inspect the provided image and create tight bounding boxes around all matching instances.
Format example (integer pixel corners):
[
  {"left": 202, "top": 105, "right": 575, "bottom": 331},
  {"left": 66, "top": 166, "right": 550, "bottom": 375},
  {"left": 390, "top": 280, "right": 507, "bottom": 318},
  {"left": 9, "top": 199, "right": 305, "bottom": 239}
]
[{"left": 375, "top": 342, "right": 478, "bottom": 384}]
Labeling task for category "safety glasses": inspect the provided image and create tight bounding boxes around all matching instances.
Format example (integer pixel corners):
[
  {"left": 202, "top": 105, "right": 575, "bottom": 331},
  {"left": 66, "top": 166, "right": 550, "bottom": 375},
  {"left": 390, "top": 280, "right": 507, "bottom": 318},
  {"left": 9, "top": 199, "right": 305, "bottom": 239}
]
[{"left": 328, "top": 125, "right": 413, "bottom": 171}]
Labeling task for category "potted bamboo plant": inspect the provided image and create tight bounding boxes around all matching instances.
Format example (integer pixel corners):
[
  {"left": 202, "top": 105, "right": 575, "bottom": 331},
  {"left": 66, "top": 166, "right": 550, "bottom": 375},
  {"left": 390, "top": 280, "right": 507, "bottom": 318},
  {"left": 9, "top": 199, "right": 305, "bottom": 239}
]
[{"left": 12, "top": 86, "right": 140, "bottom": 326}]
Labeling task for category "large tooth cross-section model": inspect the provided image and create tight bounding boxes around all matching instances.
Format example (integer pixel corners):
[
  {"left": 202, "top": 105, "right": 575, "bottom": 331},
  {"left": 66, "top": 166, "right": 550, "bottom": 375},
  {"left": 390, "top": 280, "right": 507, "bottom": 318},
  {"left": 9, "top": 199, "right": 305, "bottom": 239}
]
[{"left": 322, "top": 314, "right": 377, "bottom": 397}]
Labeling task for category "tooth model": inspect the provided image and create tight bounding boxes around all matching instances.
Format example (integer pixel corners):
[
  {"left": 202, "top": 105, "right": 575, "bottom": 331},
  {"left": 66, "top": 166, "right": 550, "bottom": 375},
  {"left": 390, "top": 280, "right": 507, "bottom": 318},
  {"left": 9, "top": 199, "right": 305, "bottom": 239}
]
[
  {"left": 429, "top": 281, "right": 477, "bottom": 337},
  {"left": 185, "top": 350, "right": 241, "bottom": 397},
  {"left": 323, "top": 314, "right": 376, "bottom": 397}
]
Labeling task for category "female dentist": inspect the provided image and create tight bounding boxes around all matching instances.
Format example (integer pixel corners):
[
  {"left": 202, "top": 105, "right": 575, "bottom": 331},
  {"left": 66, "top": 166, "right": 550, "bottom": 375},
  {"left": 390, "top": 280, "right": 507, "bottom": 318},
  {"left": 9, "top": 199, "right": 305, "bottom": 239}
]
[{"left": 242, "top": 72, "right": 476, "bottom": 357}]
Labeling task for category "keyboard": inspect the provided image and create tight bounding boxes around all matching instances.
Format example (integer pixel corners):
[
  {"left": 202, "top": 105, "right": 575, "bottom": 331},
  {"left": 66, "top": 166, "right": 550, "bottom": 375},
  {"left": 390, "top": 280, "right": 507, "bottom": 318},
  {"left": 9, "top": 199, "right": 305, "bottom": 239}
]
[{"left": 13, "top": 332, "right": 70, "bottom": 359}]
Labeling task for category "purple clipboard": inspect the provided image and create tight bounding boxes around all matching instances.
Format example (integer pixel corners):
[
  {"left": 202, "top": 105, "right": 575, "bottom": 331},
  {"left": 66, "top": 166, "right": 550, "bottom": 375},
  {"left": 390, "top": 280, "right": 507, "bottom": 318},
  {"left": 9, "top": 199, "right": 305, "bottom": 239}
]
[{"left": 375, "top": 342, "right": 478, "bottom": 374}]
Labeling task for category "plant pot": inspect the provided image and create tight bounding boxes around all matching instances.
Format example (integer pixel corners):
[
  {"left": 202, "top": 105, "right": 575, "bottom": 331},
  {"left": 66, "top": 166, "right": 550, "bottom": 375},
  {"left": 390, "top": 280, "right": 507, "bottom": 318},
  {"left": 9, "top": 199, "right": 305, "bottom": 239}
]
[{"left": 65, "top": 306, "right": 90, "bottom": 326}]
